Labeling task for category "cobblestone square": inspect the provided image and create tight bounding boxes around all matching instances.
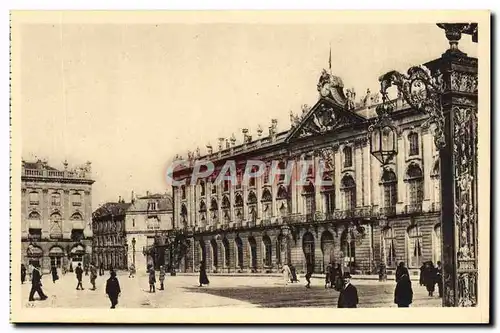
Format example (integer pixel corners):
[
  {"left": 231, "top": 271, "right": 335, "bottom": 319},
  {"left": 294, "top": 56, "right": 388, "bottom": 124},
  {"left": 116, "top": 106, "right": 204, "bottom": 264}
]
[{"left": 21, "top": 271, "right": 442, "bottom": 309}]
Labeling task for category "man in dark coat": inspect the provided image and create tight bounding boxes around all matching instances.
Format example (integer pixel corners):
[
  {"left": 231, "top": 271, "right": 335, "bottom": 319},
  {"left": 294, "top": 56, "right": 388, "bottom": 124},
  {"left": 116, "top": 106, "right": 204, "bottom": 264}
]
[
  {"left": 75, "top": 263, "right": 84, "bottom": 290},
  {"left": 394, "top": 272, "right": 413, "bottom": 307},
  {"left": 51, "top": 264, "right": 59, "bottom": 283},
  {"left": 28, "top": 263, "right": 47, "bottom": 301},
  {"left": 99, "top": 263, "right": 104, "bottom": 276},
  {"left": 105, "top": 270, "right": 121, "bottom": 309},
  {"left": 423, "top": 261, "right": 437, "bottom": 296},
  {"left": 419, "top": 263, "right": 425, "bottom": 286},
  {"left": 305, "top": 262, "right": 313, "bottom": 288},
  {"left": 333, "top": 264, "right": 343, "bottom": 291},
  {"left": 395, "top": 262, "right": 409, "bottom": 283},
  {"left": 337, "top": 272, "right": 359, "bottom": 308}
]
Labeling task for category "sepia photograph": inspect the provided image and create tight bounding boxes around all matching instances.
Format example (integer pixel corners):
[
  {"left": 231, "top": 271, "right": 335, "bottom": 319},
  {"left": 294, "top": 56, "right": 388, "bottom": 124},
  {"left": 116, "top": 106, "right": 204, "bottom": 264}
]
[{"left": 9, "top": 10, "right": 490, "bottom": 323}]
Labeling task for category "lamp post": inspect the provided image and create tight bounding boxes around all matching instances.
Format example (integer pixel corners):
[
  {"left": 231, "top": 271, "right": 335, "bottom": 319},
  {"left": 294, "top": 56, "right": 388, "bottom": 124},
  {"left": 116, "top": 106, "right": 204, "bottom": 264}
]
[{"left": 370, "top": 23, "right": 478, "bottom": 307}]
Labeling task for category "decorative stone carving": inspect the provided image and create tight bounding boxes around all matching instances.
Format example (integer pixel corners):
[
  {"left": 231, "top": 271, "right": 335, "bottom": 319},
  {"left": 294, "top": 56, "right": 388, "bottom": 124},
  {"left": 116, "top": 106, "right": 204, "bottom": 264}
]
[{"left": 450, "top": 71, "right": 478, "bottom": 94}]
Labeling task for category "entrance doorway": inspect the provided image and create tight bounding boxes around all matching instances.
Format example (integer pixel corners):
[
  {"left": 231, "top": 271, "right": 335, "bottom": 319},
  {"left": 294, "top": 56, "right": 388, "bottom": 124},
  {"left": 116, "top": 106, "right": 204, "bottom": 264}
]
[
  {"left": 248, "top": 236, "right": 257, "bottom": 270},
  {"left": 302, "top": 232, "right": 315, "bottom": 271},
  {"left": 321, "top": 230, "right": 335, "bottom": 270}
]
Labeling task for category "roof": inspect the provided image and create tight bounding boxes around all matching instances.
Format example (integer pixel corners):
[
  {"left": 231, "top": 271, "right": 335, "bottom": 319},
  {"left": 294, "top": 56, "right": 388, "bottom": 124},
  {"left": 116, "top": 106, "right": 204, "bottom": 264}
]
[
  {"left": 92, "top": 202, "right": 132, "bottom": 220},
  {"left": 23, "top": 160, "right": 58, "bottom": 171},
  {"left": 127, "top": 193, "right": 173, "bottom": 213}
]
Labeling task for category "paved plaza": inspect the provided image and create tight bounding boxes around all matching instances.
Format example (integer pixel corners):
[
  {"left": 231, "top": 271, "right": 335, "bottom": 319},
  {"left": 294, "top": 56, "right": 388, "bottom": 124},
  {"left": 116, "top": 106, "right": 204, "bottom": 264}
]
[{"left": 21, "top": 271, "right": 441, "bottom": 309}]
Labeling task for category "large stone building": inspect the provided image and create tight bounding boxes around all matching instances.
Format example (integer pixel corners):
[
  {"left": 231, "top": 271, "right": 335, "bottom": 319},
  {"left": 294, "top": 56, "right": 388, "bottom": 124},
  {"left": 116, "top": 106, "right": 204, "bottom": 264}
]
[
  {"left": 124, "top": 192, "right": 173, "bottom": 271},
  {"left": 91, "top": 199, "right": 131, "bottom": 270},
  {"left": 21, "top": 159, "right": 94, "bottom": 272},
  {"left": 170, "top": 66, "right": 442, "bottom": 276}
]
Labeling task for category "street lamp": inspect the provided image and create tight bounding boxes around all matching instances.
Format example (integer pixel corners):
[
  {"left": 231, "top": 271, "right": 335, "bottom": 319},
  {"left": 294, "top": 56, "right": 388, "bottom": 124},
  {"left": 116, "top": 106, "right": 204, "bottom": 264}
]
[{"left": 368, "top": 97, "right": 398, "bottom": 165}]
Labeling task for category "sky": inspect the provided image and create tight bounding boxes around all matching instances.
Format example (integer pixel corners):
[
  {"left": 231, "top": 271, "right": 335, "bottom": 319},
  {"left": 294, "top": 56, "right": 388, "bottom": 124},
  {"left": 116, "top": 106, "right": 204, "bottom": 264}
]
[{"left": 20, "top": 22, "right": 478, "bottom": 209}]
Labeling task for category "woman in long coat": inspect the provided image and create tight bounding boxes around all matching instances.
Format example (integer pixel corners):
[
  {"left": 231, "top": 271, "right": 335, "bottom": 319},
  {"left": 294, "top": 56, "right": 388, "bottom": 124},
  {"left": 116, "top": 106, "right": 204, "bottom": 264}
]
[
  {"left": 158, "top": 265, "right": 166, "bottom": 290},
  {"left": 199, "top": 261, "right": 210, "bottom": 287},
  {"left": 423, "top": 261, "right": 437, "bottom": 297},
  {"left": 394, "top": 273, "right": 413, "bottom": 307}
]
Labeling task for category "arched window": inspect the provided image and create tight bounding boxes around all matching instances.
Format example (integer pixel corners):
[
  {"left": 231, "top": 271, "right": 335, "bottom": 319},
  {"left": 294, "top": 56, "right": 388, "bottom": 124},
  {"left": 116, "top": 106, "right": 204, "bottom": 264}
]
[
  {"left": 199, "top": 200, "right": 207, "bottom": 212},
  {"left": 249, "top": 166, "right": 259, "bottom": 187},
  {"left": 407, "top": 224, "right": 423, "bottom": 268},
  {"left": 302, "top": 181, "right": 316, "bottom": 217},
  {"left": 200, "top": 181, "right": 206, "bottom": 196},
  {"left": 343, "top": 146, "right": 353, "bottom": 168},
  {"left": 223, "top": 180, "right": 230, "bottom": 192},
  {"left": 302, "top": 232, "right": 315, "bottom": 268},
  {"left": 382, "top": 227, "right": 396, "bottom": 267},
  {"left": 341, "top": 175, "right": 356, "bottom": 211},
  {"left": 433, "top": 224, "right": 442, "bottom": 264},
  {"left": 407, "top": 164, "right": 424, "bottom": 206},
  {"left": 234, "top": 193, "right": 243, "bottom": 207},
  {"left": 341, "top": 228, "right": 356, "bottom": 269},
  {"left": 381, "top": 169, "right": 398, "bottom": 209},
  {"left": 408, "top": 132, "right": 419, "bottom": 156},
  {"left": 247, "top": 191, "right": 257, "bottom": 205},
  {"left": 262, "top": 235, "right": 272, "bottom": 267},
  {"left": 277, "top": 161, "right": 286, "bottom": 182},
  {"left": 277, "top": 185, "right": 288, "bottom": 200},
  {"left": 222, "top": 238, "right": 230, "bottom": 267},
  {"left": 261, "top": 188, "right": 272, "bottom": 202},
  {"left": 210, "top": 198, "right": 218, "bottom": 211},
  {"left": 221, "top": 195, "right": 230, "bottom": 209}
]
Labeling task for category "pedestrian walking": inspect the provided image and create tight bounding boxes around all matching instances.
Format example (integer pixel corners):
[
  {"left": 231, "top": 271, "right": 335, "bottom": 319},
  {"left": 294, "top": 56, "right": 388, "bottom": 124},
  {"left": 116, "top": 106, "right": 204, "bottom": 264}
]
[
  {"left": 290, "top": 264, "right": 299, "bottom": 283},
  {"left": 436, "top": 261, "right": 443, "bottom": 298},
  {"left": 84, "top": 264, "right": 89, "bottom": 276},
  {"left": 159, "top": 265, "right": 166, "bottom": 290},
  {"left": 305, "top": 262, "right": 313, "bottom": 289},
  {"left": 62, "top": 264, "right": 67, "bottom": 275},
  {"left": 394, "top": 272, "right": 413, "bottom": 307},
  {"left": 198, "top": 260, "right": 210, "bottom": 287},
  {"left": 129, "top": 263, "right": 136, "bottom": 278},
  {"left": 99, "top": 263, "right": 104, "bottom": 276},
  {"left": 395, "top": 262, "right": 409, "bottom": 283},
  {"left": 423, "top": 261, "right": 437, "bottom": 297},
  {"left": 105, "top": 270, "right": 121, "bottom": 309},
  {"left": 378, "top": 262, "right": 387, "bottom": 282},
  {"left": 21, "top": 264, "right": 26, "bottom": 284},
  {"left": 325, "top": 263, "right": 332, "bottom": 289},
  {"left": 419, "top": 263, "right": 425, "bottom": 286},
  {"left": 28, "top": 263, "right": 47, "bottom": 302},
  {"left": 75, "top": 263, "right": 84, "bottom": 290},
  {"left": 50, "top": 264, "right": 59, "bottom": 283},
  {"left": 281, "top": 263, "right": 291, "bottom": 285},
  {"left": 333, "top": 264, "right": 343, "bottom": 291},
  {"left": 89, "top": 262, "right": 97, "bottom": 290},
  {"left": 337, "top": 272, "right": 359, "bottom": 308}
]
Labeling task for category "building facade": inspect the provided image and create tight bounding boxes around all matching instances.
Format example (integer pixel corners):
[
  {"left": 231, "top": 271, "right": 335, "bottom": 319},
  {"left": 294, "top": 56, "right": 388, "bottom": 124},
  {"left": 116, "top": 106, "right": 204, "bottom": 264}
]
[
  {"left": 21, "top": 159, "right": 94, "bottom": 272},
  {"left": 124, "top": 192, "right": 174, "bottom": 271},
  {"left": 171, "top": 68, "right": 442, "bottom": 276},
  {"left": 91, "top": 200, "right": 131, "bottom": 270}
]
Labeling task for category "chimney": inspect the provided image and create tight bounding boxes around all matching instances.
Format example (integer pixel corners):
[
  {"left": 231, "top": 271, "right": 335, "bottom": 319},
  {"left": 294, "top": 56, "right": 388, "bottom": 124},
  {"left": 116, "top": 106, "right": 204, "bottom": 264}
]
[
  {"left": 146, "top": 191, "right": 150, "bottom": 197},
  {"left": 131, "top": 191, "right": 135, "bottom": 204},
  {"left": 118, "top": 196, "right": 122, "bottom": 203}
]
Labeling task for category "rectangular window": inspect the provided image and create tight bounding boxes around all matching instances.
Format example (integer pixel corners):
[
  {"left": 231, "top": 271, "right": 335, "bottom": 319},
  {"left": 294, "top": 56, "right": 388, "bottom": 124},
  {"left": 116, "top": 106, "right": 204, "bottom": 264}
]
[
  {"left": 72, "top": 193, "right": 82, "bottom": 206},
  {"left": 324, "top": 192, "right": 335, "bottom": 213},
  {"left": 51, "top": 193, "right": 61, "bottom": 206},
  {"left": 29, "top": 192, "right": 39, "bottom": 205},
  {"left": 132, "top": 219, "right": 135, "bottom": 228},
  {"left": 409, "top": 133, "right": 419, "bottom": 156}
]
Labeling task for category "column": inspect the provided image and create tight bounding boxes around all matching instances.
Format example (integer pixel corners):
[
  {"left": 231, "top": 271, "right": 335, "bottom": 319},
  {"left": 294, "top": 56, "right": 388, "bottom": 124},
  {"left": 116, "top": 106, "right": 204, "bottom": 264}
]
[
  {"left": 255, "top": 234, "right": 263, "bottom": 271},
  {"left": 314, "top": 155, "right": 322, "bottom": 213},
  {"left": 271, "top": 235, "right": 278, "bottom": 269},
  {"left": 334, "top": 149, "right": 342, "bottom": 210},
  {"left": 355, "top": 145, "right": 363, "bottom": 207},
  {"left": 363, "top": 145, "right": 372, "bottom": 206}
]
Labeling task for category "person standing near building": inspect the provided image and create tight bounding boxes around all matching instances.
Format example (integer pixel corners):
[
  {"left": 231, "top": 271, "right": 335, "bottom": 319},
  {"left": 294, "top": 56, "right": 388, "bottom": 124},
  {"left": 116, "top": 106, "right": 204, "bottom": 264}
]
[
  {"left": 99, "top": 263, "right": 104, "bottom": 276},
  {"left": 129, "top": 263, "right": 136, "bottom": 278},
  {"left": 337, "top": 272, "right": 359, "bottom": 308},
  {"left": 198, "top": 260, "right": 210, "bottom": 287},
  {"left": 28, "top": 263, "right": 47, "bottom": 302},
  {"left": 105, "top": 270, "right": 121, "bottom": 309},
  {"left": 158, "top": 265, "right": 166, "bottom": 290},
  {"left": 148, "top": 265, "right": 156, "bottom": 293},
  {"left": 325, "top": 263, "right": 332, "bottom": 289},
  {"left": 395, "top": 262, "right": 409, "bottom": 283},
  {"left": 333, "top": 264, "right": 343, "bottom": 290},
  {"left": 423, "top": 261, "right": 437, "bottom": 297},
  {"left": 21, "top": 264, "right": 26, "bottom": 284},
  {"left": 289, "top": 264, "right": 299, "bottom": 283},
  {"left": 50, "top": 264, "right": 59, "bottom": 283},
  {"left": 419, "top": 263, "right": 425, "bottom": 286},
  {"left": 394, "top": 272, "right": 413, "bottom": 307},
  {"left": 89, "top": 262, "right": 97, "bottom": 290},
  {"left": 305, "top": 262, "right": 313, "bottom": 289},
  {"left": 75, "top": 263, "right": 84, "bottom": 290},
  {"left": 435, "top": 261, "right": 443, "bottom": 298}
]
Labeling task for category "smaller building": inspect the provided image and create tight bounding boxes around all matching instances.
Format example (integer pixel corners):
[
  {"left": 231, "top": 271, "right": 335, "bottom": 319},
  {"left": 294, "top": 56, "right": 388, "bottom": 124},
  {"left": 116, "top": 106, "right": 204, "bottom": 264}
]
[
  {"left": 91, "top": 199, "right": 131, "bottom": 270},
  {"left": 124, "top": 192, "right": 174, "bottom": 272}
]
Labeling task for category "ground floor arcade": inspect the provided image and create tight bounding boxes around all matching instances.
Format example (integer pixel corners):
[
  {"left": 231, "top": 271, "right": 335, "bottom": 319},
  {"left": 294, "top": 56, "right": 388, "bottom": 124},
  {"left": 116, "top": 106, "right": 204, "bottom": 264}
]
[{"left": 172, "top": 213, "right": 441, "bottom": 275}]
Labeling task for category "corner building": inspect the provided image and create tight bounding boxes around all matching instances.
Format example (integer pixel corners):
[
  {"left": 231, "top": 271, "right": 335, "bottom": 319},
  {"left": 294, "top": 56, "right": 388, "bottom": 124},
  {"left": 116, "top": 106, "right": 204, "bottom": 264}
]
[{"left": 172, "top": 69, "right": 442, "bottom": 276}]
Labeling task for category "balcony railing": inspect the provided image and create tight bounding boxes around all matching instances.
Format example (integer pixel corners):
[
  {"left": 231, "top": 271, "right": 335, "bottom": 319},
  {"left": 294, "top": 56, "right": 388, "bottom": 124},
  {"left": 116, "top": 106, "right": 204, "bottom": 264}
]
[
  {"left": 379, "top": 206, "right": 396, "bottom": 217},
  {"left": 23, "top": 168, "right": 92, "bottom": 180},
  {"left": 406, "top": 203, "right": 423, "bottom": 214}
]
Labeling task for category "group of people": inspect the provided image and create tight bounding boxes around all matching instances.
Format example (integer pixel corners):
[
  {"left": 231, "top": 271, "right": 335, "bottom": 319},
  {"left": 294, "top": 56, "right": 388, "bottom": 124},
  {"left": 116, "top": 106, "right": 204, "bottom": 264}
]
[
  {"left": 419, "top": 261, "right": 443, "bottom": 297},
  {"left": 23, "top": 261, "right": 121, "bottom": 309}
]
